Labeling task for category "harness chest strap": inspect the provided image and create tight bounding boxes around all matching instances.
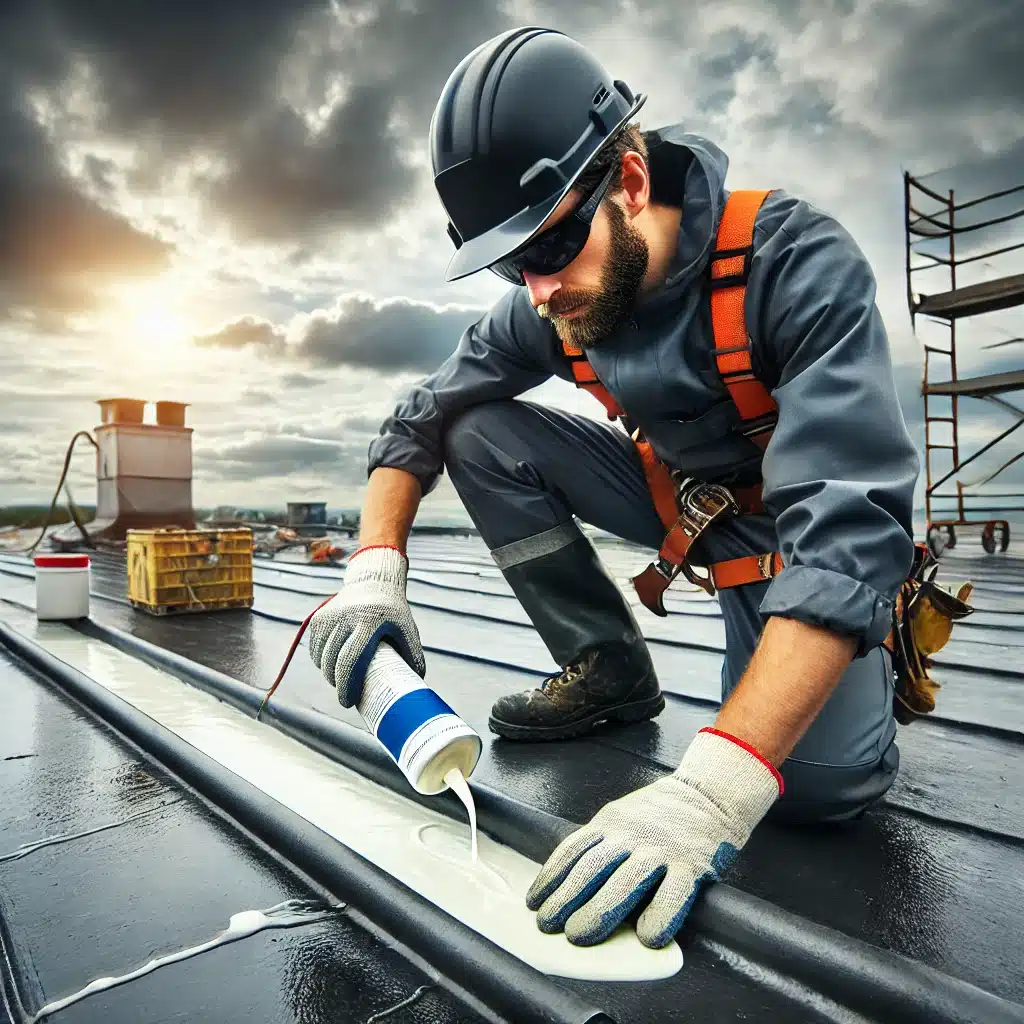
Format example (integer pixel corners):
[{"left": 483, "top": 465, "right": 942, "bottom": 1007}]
[{"left": 562, "top": 189, "right": 784, "bottom": 615}]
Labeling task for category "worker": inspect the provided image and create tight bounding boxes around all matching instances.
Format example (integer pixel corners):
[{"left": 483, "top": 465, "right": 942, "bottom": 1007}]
[{"left": 308, "top": 27, "right": 920, "bottom": 951}]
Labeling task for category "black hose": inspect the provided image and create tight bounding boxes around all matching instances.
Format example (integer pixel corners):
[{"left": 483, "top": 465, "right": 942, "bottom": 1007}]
[{"left": 7, "top": 431, "right": 98, "bottom": 554}]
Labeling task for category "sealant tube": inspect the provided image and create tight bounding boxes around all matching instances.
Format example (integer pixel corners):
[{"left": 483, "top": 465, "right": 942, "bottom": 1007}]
[{"left": 358, "top": 641, "right": 482, "bottom": 795}]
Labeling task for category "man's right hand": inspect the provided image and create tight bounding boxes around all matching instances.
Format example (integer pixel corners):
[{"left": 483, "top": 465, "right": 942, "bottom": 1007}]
[{"left": 307, "top": 544, "right": 426, "bottom": 708}]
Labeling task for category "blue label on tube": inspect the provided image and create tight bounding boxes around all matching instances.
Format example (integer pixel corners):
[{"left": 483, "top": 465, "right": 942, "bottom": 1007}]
[{"left": 375, "top": 688, "right": 457, "bottom": 762}]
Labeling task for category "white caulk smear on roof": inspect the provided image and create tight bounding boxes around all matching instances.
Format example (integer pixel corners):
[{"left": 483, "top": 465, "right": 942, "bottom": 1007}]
[
  {"left": 4, "top": 609, "right": 683, "bottom": 982},
  {"left": 0, "top": 801, "right": 180, "bottom": 862},
  {"left": 28, "top": 900, "right": 341, "bottom": 1023}
]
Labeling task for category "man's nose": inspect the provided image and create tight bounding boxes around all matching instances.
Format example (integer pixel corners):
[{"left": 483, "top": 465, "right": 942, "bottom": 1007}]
[{"left": 523, "top": 271, "right": 561, "bottom": 308}]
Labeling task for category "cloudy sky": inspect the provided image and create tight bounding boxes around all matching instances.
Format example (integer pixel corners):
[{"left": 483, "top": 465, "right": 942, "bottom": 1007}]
[{"left": 2, "top": 0, "right": 1022, "bottom": 529}]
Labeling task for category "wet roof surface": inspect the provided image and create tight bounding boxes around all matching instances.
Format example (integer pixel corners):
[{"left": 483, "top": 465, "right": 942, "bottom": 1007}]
[
  {"left": 1, "top": 532, "right": 1023, "bottom": 1022},
  {"left": 0, "top": 646, "right": 491, "bottom": 1024}
]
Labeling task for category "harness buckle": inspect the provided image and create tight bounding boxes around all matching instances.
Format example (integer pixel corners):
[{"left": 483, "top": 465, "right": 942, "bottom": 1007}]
[
  {"left": 674, "top": 477, "right": 740, "bottom": 537},
  {"left": 708, "top": 245, "right": 754, "bottom": 288},
  {"left": 668, "top": 478, "right": 742, "bottom": 596}
]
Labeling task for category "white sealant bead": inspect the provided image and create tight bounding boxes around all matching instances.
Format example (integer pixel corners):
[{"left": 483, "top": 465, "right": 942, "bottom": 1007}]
[
  {"left": 358, "top": 641, "right": 482, "bottom": 796},
  {"left": 34, "top": 554, "right": 91, "bottom": 621}
]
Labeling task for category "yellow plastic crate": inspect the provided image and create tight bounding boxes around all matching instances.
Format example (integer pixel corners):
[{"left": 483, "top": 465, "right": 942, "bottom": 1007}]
[{"left": 126, "top": 528, "right": 254, "bottom": 615}]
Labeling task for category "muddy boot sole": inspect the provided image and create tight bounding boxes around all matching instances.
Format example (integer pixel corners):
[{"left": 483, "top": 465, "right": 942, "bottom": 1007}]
[{"left": 488, "top": 691, "right": 666, "bottom": 742}]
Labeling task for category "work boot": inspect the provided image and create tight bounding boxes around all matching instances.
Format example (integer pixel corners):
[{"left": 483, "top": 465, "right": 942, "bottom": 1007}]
[
  {"left": 487, "top": 521, "right": 663, "bottom": 741},
  {"left": 489, "top": 640, "right": 663, "bottom": 740}
]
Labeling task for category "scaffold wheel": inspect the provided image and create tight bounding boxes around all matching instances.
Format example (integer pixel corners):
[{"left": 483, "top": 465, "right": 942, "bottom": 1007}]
[
  {"left": 927, "top": 523, "right": 956, "bottom": 558},
  {"left": 983, "top": 522, "right": 997, "bottom": 553}
]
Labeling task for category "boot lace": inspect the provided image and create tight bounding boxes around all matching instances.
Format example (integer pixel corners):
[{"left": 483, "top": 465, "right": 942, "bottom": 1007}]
[{"left": 540, "top": 659, "right": 584, "bottom": 694}]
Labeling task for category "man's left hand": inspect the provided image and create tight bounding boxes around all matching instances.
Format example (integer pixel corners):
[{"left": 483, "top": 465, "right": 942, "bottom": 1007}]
[{"left": 525, "top": 727, "right": 783, "bottom": 948}]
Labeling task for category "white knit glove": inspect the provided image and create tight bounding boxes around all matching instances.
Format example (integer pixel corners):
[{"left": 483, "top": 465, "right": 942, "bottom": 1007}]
[
  {"left": 307, "top": 545, "right": 425, "bottom": 708},
  {"left": 526, "top": 727, "right": 783, "bottom": 948}
]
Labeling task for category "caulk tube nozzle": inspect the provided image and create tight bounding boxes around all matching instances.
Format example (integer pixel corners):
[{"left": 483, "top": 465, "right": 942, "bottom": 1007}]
[{"left": 357, "top": 641, "right": 482, "bottom": 795}]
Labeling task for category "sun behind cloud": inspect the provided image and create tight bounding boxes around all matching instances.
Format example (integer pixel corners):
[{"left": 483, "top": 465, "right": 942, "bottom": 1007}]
[{"left": 105, "top": 275, "right": 194, "bottom": 350}]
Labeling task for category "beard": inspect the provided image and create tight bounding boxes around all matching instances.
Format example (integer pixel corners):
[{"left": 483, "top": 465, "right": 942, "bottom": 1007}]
[{"left": 538, "top": 199, "right": 650, "bottom": 350}]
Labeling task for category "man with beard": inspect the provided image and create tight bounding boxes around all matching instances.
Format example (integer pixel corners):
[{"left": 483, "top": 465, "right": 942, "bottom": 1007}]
[{"left": 308, "top": 27, "right": 920, "bottom": 950}]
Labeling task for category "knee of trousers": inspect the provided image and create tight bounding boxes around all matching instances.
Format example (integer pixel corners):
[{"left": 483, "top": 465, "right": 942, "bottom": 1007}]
[
  {"left": 442, "top": 401, "right": 555, "bottom": 506},
  {"left": 768, "top": 736, "right": 900, "bottom": 824},
  {"left": 442, "top": 400, "right": 522, "bottom": 477}
]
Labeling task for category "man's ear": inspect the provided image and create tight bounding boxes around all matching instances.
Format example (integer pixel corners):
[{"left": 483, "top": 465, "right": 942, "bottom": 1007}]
[{"left": 618, "top": 151, "right": 651, "bottom": 218}]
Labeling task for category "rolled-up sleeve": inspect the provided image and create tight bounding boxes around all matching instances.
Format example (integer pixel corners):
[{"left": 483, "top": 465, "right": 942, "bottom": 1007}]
[
  {"left": 367, "top": 286, "right": 558, "bottom": 495},
  {"left": 749, "top": 201, "right": 920, "bottom": 655}
]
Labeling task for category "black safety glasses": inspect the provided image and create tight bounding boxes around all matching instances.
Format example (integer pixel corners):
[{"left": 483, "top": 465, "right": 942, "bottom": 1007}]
[{"left": 488, "top": 163, "right": 617, "bottom": 286}]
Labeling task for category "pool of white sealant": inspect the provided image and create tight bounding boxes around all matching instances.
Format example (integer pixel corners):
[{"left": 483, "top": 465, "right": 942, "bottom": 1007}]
[{"left": 1, "top": 608, "right": 682, "bottom": 982}]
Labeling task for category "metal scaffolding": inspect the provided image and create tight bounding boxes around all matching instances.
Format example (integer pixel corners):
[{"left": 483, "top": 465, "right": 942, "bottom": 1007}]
[{"left": 904, "top": 167, "right": 1024, "bottom": 556}]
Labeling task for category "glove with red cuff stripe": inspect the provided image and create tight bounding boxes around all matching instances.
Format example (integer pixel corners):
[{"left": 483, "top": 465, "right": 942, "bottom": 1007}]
[
  {"left": 525, "top": 726, "right": 783, "bottom": 948},
  {"left": 307, "top": 544, "right": 425, "bottom": 708}
]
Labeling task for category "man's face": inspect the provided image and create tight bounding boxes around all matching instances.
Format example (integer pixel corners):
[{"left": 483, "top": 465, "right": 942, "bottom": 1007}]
[{"left": 524, "top": 190, "right": 650, "bottom": 349}]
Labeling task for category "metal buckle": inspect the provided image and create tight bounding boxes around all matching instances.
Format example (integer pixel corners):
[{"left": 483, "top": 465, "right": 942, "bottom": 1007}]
[
  {"left": 757, "top": 553, "right": 775, "bottom": 580},
  {"left": 708, "top": 246, "right": 754, "bottom": 289},
  {"left": 674, "top": 477, "right": 740, "bottom": 538},
  {"left": 661, "top": 478, "right": 741, "bottom": 597}
]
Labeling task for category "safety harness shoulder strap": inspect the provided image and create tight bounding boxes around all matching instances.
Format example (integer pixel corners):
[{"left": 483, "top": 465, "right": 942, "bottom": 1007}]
[
  {"left": 561, "top": 188, "right": 783, "bottom": 616},
  {"left": 709, "top": 189, "right": 779, "bottom": 453}
]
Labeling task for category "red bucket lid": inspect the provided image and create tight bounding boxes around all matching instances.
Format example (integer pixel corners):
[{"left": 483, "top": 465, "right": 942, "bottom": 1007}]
[{"left": 34, "top": 554, "right": 90, "bottom": 568}]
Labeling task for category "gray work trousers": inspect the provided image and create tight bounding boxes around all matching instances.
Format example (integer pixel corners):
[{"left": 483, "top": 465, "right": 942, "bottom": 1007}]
[{"left": 442, "top": 399, "right": 899, "bottom": 823}]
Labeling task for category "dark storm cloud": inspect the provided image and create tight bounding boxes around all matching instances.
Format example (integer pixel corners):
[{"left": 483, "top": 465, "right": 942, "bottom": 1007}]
[
  {"left": 0, "top": 0, "right": 518, "bottom": 317},
  {"left": 20, "top": 1, "right": 311, "bottom": 141},
  {"left": 0, "top": 89, "right": 170, "bottom": 325},
  {"left": 208, "top": 0, "right": 516, "bottom": 238},
  {"left": 298, "top": 297, "right": 481, "bottom": 372},
  {"left": 195, "top": 296, "right": 485, "bottom": 374},
  {"left": 207, "top": 83, "right": 419, "bottom": 239},
  {"left": 874, "top": 0, "right": 1022, "bottom": 124}
]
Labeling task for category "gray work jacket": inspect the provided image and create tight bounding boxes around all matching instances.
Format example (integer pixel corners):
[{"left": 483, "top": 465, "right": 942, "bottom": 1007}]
[{"left": 367, "top": 124, "right": 920, "bottom": 656}]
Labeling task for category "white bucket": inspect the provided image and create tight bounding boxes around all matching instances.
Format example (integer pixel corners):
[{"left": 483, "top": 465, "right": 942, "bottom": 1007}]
[{"left": 34, "top": 554, "right": 91, "bottom": 621}]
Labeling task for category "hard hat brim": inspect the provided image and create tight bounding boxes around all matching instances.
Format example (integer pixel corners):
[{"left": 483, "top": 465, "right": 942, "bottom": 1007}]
[{"left": 443, "top": 94, "right": 647, "bottom": 283}]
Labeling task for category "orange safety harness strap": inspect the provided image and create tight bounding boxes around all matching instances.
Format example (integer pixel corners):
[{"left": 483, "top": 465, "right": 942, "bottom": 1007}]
[
  {"left": 561, "top": 189, "right": 784, "bottom": 614},
  {"left": 709, "top": 190, "right": 779, "bottom": 452},
  {"left": 563, "top": 342, "right": 625, "bottom": 421}
]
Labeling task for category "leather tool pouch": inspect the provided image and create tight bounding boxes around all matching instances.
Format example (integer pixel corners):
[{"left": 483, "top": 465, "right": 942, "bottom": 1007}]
[{"left": 887, "top": 546, "right": 974, "bottom": 724}]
